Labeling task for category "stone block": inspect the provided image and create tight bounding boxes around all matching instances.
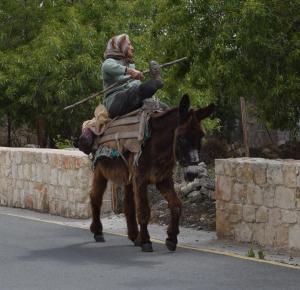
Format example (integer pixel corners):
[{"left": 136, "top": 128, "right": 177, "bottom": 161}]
[
  {"left": 253, "top": 223, "right": 265, "bottom": 245},
  {"left": 17, "top": 165, "right": 24, "bottom": 179},
  {"left": 232, "top": 182, "right": 246, "bottom": 203},
  {"left": 36, "top": 164, "right": 43, "bottom": 183},
  {"left": 50, "top": 169, "right": 58, "bottom": 186},
  {"left": 235, "top": 162, "right": 253, "bottom": 183},
  {"left": 243, "top": 205, "right": 256, "bottom": 222},
  {"left": 256, "top": 206, "right": 268, "bottom": 223},
  {"left": 276, "top": 225, "right": 289, "bottom": 249},
  {"left": 41, "top": 153, "right": 48, "bottom": 164},
  {"left": 15, "top": 151, "right": 22, "bottom": 164},
  {"left": 229, "top": 204, "right": 242, "bottom": 223},
  {"left": 42, "top": 164, "right": 51, "bottom": 183},
  {"left": 274, "top": 186, "right": 295, "bottom": 209},
  {"left": 267, "top": 163, "right": 283, "bottom": 185},
  {"left": 281, "top": 210, "right": 297, "bottom": 224},
  {"left": 224, "top": 160, "right": 237, "bottom": 177},
  {"left": 251, "top": 162, "right": 267, "bottom": 186},
  {"left": 265, "top": 225, "right": 276, "bottom": 247},
  {"left": 234, "top": 222, "right": 253, "bottom": 242},
  {"left": 263, "top": 185, "right": 275, "bottom": 208},
  {"left": 268, "top": 208, "right": 281, "bottom": 226},
  {"left": 23, "top": 164, "right": 31, "bottom": 180},
  {"left": 247, "top": 183, "right": 263, "bottom": 206},
  {"left": 216, "top": 209, "right": 233, "bottom": 238},
  {"left": 289, "top": 225, "right": 300, "bottom": 251},
  {"left": 216, "top": 200, "right": 229, "bottom": 210},
  {"left": 282, "top": 164, "right": 297, "bottom": 188},
  {"left": 215, "top": 175, "right": 232, "bottom": 202},
  {"left": 76, "top": 202, "right": 91, "bottom": 218},
  {"left": 295, "top": 188, "right": 300, "bottom": 209}
]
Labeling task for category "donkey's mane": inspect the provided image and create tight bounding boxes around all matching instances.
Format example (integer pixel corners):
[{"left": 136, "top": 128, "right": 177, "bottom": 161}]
[{"left": 150, "top": 106, "right": 178, "bottom": 119}]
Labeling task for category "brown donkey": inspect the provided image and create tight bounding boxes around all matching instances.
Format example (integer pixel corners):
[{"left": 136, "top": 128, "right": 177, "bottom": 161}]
[{"left": 90, "top": 94, "right": 215, "bottom": 252}]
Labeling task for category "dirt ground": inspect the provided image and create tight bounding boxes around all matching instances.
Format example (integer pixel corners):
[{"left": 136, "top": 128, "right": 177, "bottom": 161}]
[{"left": 149, "top": 164, "right": 216, "bottom": 231}]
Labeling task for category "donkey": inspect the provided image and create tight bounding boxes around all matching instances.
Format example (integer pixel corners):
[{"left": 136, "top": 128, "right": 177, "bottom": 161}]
[{"left": 90, "top": 94, "right": 215, "bottom": 252}]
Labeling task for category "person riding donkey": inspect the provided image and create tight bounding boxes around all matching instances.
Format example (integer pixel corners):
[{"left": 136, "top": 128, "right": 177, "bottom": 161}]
[
  {"left": 102, "top": 33, "right": 167, "bottom": 118},
  {"left": 79, "top": 34, "right": 167, "bottom": 154}
]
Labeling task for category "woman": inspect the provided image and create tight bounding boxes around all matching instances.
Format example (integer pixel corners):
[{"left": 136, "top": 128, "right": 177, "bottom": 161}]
[{"left": 102, "top": 34, "right": 165, "bottom": 118}]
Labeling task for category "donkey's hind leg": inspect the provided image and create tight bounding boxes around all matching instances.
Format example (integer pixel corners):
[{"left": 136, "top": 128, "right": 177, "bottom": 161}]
[
  {"left": 90, "top": 167, "right": 107, "bottom": 242},
  {"left": 156, "top": 177, "right": 182, "bottom": 251},
  {"left": 133, "top": 180, "right": 153, "bottom": 252},
  {"left": 124, "top": 184, "right": 139, "bottom": 245}
]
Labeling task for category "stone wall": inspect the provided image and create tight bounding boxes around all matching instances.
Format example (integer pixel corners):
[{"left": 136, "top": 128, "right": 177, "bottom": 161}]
[
  {"left": 215, "top": 158, "right": 300, "bottom": 254},
  {"left": 0, "top": 147, "right": 111, "bottom": 218}
]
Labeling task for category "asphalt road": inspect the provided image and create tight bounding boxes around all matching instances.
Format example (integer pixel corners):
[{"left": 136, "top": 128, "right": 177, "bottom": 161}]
[{"left": 0, "top": 214, "right": 300, "bottom": 290}]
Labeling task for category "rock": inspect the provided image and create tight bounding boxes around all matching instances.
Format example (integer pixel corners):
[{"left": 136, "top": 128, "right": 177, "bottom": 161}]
[
  {"left": 198, "top": 176, "right": 214, "bottom": 190},
  {"left": 187, "top": 190, "right": 201, "bottom": 198},
  {"left": 180, "top": 178, "right": 201, "bottom": 196}
]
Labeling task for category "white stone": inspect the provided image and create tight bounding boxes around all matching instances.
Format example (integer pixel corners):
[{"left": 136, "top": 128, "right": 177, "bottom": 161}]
[
  {"left": 243, "top": 205, "right": 256, "bottom": 222},
  {"left": 263, "top": 185, "right": 275, "bottom": 208},
  {"left": 253, "top": 223, "right": 265, "bottom": 245},
  {"left": 282, "top": 164, "right": 297, "bottom": 188},
  {"left": 215, "top": 175, "right": 232, "bottom": 202},
  {"left": 251, "top": 162, "right": 267, "bottom": 186},
  {"left": 17, "top": 165, "right": 24, "bottom": 179},
  {"left": 247, "top": 183, "right": 263, "bottom": 205},
  {"left": 50, "top": 169, "right": 58, "bottom": 185},
  {"left": 229, "top": 204, "right": 242, "bottom": 223},
  {"left": 274, "top": 186, "right": 295, "bottom": 209},
  {"left": 267, "top": 163, "right": 283, "bottom": 185},
  {"left": 215, "top": 160, "right": 224, "bottom": 175},
  {"left": 232, "top": 182, "right": 246, "bottom": 203},
  {"left": 281, "top": 209, "right": 297, "bottom": 224},
  {"left": 23, "top": 164, "right": 31, "bottom": 180},
  {"left": 256, "top": 206, "right": 268, "bottom": 223},
  {"left": 265, "top": 225, "right": 276, "bottom": 247},
  {"left": 268, "top": 208, "right": 281, "bottom": 226},
  {"left": 234, "top": 222, "right": 253, "bottom": 242},
  {"left": 289, "top": 225, "right": 300, "bottom": 251}
]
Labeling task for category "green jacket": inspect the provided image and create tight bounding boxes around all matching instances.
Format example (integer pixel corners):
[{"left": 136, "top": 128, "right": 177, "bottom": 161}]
[{"left": 101, "top": 58, "right": 141, "bottom": 110}]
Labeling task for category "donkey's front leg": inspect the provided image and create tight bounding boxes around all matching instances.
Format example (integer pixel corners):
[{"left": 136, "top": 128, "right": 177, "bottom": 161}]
[
  {"left": 133, "top": 180, "right": 152, "bottom": 252},
  {"left": 156, "top": 177, "right": 182, "bottom": 251},
  {"left": 124, "top": 184, "right": 139, "bottom": 245},
  {"left": 90, "top": 168, "right": 107, "bottom": 242}
]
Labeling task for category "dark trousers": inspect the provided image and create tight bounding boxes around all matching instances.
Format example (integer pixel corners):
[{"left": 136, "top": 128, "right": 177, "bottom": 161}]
[{"left": 108, "top": 79, "right": 163, "bottom": 118}]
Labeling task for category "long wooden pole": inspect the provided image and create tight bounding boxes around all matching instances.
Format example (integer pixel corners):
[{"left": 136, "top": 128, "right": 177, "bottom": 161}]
[
  {"left": 240, "top": 97, "right": 250, "bottom": 157},
  {"left": 63, "top": 56, "right": 188, "bottom": 111}
]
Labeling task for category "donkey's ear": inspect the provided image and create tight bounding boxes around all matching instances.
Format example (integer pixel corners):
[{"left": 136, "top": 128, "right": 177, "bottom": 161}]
[
  {"left": 196, "top": 103, "right": 215, "bottom": 121},
  {"left": 179, "top": 94, "right": 190, "bottom": 121}
]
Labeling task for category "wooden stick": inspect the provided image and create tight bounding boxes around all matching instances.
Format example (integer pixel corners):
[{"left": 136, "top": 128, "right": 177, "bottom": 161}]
[
  {"left": 240, "top": 97, "right": 250, "bottom": 157},
  {"left": 63, "top": 56, "right": 188, "bottom": 111}
]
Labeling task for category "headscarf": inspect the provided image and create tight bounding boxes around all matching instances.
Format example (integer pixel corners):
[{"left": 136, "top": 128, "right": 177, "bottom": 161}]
[{"left": 103, "top": 34, "right": 133, "bottom": 65}]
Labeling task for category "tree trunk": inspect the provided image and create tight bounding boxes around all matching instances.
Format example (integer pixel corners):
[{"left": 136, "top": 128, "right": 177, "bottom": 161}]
[
  {"left": 36, "top": 117, "right": 46, "bottom": 147},
  {"left": 7, "top": 113, "right": 12, "bottom": 147},
  {"left": 240, "top": 97, "right": 250, "bottom": 157}
]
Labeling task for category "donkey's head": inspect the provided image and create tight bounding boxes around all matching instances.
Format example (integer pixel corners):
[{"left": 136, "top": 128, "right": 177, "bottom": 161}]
[{"left": 174, "top": 94, "right": 215, "bottom": 167}]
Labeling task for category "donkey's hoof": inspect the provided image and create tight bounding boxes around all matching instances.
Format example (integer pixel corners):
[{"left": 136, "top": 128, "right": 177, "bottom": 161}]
[
  {"left": 133, "top": 239, "right": 142, "bottom": 247},
  {"left": 166, "top": 239, "right": 177, "bottom": 251},
  {"left": 141, "top": 242, "right": 153, "bottom": 252},
  {"left": 94, "top": 233, "right": 105, "bottom": 242}
]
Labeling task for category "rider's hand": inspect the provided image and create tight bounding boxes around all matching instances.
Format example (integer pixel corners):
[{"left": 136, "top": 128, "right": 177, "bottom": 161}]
[{"left": 127, "top": 67, "right": 143, "bottom": 80}]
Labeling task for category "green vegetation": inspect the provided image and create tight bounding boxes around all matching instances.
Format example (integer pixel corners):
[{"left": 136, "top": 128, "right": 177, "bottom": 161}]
[
  {"left": 247, "top": 247, "right": 255, "bottom": 258},
  {"left": 1, "top": 0, "right": 299, "bottom": 147},
  {"left": 257, "top": 249, "right": 265, "bottom": 260}
]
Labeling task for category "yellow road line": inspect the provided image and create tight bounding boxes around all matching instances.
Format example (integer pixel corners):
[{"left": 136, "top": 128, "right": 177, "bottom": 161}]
[{"left": 1, "top": 211, "right": 299, "bottom": 270}]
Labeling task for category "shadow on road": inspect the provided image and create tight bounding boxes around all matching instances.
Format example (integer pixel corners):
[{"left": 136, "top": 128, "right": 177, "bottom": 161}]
[{"left": 19, "top": 239, "right": 174, "bottom": 268}]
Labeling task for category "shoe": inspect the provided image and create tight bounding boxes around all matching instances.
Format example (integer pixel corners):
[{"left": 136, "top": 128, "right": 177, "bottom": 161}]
[
  {"left": 149, "top": 60, "right": 162, "bottom": 81},
  {"left": 78, "top": 128, "right": 94, "bottom": 155}
]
